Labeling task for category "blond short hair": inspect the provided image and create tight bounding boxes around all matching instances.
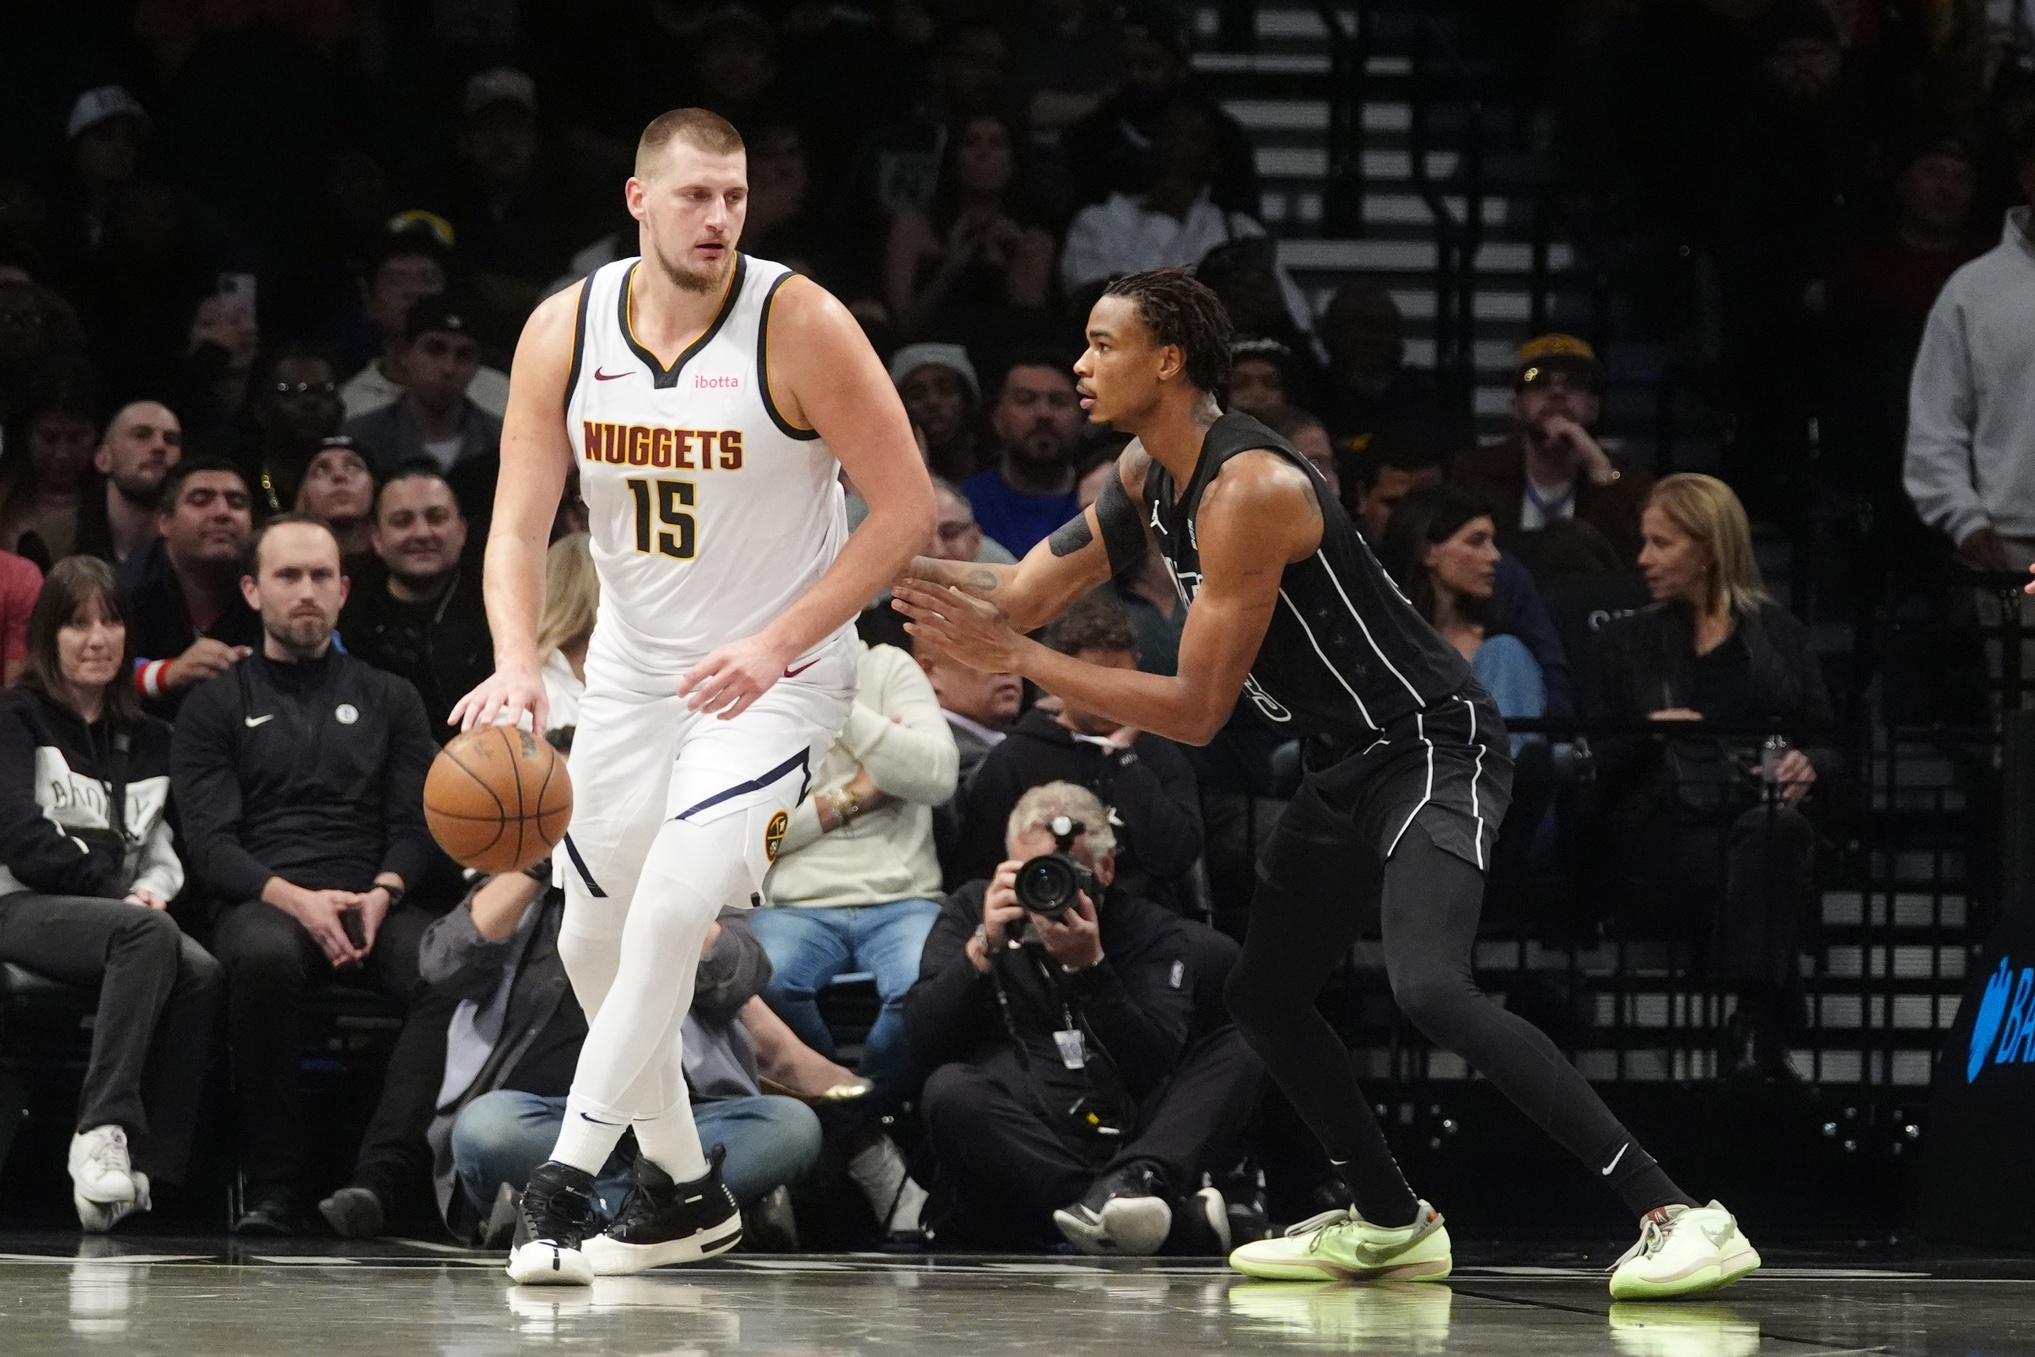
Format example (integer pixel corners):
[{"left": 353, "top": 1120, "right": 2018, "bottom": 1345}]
[
  {"left": 1006, "top": 782, "right": 1117, "bottom": 859},
  {"left": 537, "top": 532, "right": 599, "bottom": 660},
  {"left": 1645, "top": 473, "right": 1769, "bottom": 616},
  {"left": 635, "top": 108, "right": 744, "bottom": 178}
]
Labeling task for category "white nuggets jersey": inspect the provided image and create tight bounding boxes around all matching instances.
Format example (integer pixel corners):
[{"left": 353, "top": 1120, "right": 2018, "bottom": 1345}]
[{"left": 564, "top": 253, "right": 849, "bottom": 671}]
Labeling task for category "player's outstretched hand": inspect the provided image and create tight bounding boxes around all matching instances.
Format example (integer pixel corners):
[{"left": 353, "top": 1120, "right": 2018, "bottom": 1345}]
[
  {"left": 893, "top": 581, "right": 1026, "bottom": 673},
  {"left": 2025, "top": 560, "right": 2035, "bottom": 596},
  {"left": 451, "top": 664, "right": 550, "bottom": 735},
  {"left": 680, "top": 633, "right": 798, "bottom": 720}
]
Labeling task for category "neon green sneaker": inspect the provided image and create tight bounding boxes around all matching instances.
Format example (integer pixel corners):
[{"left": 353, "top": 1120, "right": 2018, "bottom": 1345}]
[
  {"left": 1608, "top": 1201, "right": 1761, "bottom": 1300},
  {"left": 1227, "top": 1202, "right": 1451, "bottom": 1282}
]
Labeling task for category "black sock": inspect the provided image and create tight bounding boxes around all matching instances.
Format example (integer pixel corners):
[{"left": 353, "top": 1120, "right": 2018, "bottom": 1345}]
[{"left": 1602, "top": 1143, "right": 1701, "bottom": 1218}]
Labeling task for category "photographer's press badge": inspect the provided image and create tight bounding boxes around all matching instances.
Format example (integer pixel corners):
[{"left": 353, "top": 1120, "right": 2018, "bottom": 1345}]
[{"left": 1053, "top": 1028, "right": 1086, "bottom": 1070}]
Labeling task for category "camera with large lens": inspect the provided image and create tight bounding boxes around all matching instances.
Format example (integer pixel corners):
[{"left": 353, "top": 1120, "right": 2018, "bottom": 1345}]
[{"left": 1014, "top": 815, "right": 1096, "bottom": 918}]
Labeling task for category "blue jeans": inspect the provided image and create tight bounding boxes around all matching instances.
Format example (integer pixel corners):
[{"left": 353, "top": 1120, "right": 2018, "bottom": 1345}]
[
  {"left": 747, "top": 899, "right": 939, "bottom": 1122},
  {"left": 450, "top": 1090, "right": 822, "bottom": 1219}
]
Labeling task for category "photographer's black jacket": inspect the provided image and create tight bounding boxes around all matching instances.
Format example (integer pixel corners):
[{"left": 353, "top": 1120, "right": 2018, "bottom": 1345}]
[
  {"left": 170, "top": 647, "right": 439, "bottom": 902},
  {"left": 905, "top": 880, "right": 1196, "bottom": 1123}
]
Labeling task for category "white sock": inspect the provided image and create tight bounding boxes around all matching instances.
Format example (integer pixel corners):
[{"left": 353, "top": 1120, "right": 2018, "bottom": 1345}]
[
  {"left": 550, "top": 1096, "right": 629, "bottom": 1177},
  {"left": 633, "top": 1102, "right": 709, "bottom": 1183}
]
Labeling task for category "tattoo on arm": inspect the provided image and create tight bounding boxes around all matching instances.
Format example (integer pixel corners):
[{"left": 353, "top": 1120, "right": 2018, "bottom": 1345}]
[
  {"left": 1095, "top": 467, "right": 1149, "bottom": 577},
  {"left": 967, "top": 568, "right": 1000, "bottom": 592},
  {"left": 1047, "top": 513, "right": 1095, "bottom": 558}
]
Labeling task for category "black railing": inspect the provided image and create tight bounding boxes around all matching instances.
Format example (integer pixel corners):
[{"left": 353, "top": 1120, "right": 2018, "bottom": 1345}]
[{"left": 1315, "top": 1, "right": 1366, "bottom": 239}]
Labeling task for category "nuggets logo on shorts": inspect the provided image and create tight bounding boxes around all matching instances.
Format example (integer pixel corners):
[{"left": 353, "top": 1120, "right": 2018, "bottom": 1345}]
[{"left": 764, "top": 809, "right": 790, "bottom": 863}]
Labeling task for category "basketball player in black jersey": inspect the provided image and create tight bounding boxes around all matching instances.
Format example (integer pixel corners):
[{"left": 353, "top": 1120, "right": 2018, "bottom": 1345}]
[{"left": 895, "top": 270, "right": 1759, "bottom": 1298}]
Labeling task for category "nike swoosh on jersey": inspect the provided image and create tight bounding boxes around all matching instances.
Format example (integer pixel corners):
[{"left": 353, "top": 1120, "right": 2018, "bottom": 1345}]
[
  {"left": 593, "top": 368, "right": 630, "bottom": 381},
  {"left": 1600, "top": 1143, "right": 1629, "bottom": 1175},
  {"left": 244, "top": 714, "right": 276, "bottom": 728},
  {"left": 782, "top": 660, "right": 819, "bottom": 678}
]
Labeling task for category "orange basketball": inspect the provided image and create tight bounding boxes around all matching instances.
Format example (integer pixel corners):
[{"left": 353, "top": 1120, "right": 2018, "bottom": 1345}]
[{"left": 424, "top": 726, "right": 574, "bottom": 874}]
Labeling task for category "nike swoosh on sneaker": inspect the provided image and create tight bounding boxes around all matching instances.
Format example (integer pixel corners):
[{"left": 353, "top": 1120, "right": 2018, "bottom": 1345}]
[
  {"left": 1600, "top": 1143, "right": 1629, "bottom": 1175},
  {"left": 244, "top": 714, "right": 275, "bottom": 728},
  {"left": 1701, "top": 1221, "right": 1736, "bottom": 1248},
  {"left": 594, "top": 368, "right": 630, "bottom": 381},
  {"left": 782, "top": 660, "right": 819, "bottom": 678}
]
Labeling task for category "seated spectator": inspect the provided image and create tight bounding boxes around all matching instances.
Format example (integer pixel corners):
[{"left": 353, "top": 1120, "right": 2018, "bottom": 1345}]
[
  {"left": 1352, "top": 436, "right": 1571, "bottom": 713},
  {"left": 121, "top": 458, "right": 259, "bottom": 715},
  {"left": 890, "top": 343, "right": 984, "bottom": 484},
  {"left": 882, "top": 110, "right": 1055, "bottom": 347},
  {"left": 435, "top": 69, "right": 585, "bottom": 311},
  {"left": 537, "top": 531, "right": 595, "bottom": 731},
  {"left": 741, "top": 122, "right": 846, "bottom": 290},
  {"left": 1827, "top": 133, "right": 1982, "bottom": 533},
  {"left": 337, "top": 465, "right": 492, "bottom": 739},
  {"left": 1585, "top": 474, "right": 1834, "bottom": 1080},
  {"left": 752, "top": 640, "right": 958, "bottom": 1235},
  {"left": 1315, "top": 283, "right": 1464, "bottom": 450},
  {"left": 342, "top": 297, "right": 503, "bottom": 478},
  {"left": 1378, "top": 484, "right": 1547, "bottom": 724},
  {"left": 1454, "top": 335, "right": 1653, "bottom": 567},
  {"left": 1012, "top": 0, "right": 1123, "bottom": 135},
  {"left": 447, "top": 882, "right": 820, "bottom": 1244},
  {"left": 74, "top": 400, "right": 182, "bottom": 566},
  {"left": 1195, "top": 238, "right": 1322, "bottom": 371},
  {"left": 0, "top": 557, "right": 221, "bottom": 1232},
  {"left": 294, "top": 436, "right": 378, "bottom": 563},
  {"left": 172, "top": 514, "right": 440, "bottom": 1233},
  {"left": 962, "top": 358, "right": 1083, "bottom": 558},
  {"left": 1227, "top": 339, "right": 1305, "bottom": 418},
  {"left": 906, "top": 782, "right": 1259, "bottom": 1254},
  {"left": 0, "top": 376, "right": 102, "bottom": 568},
  {"left": 241, "top": 346, "right": 345, "bottom": 516},
  {"left": 1060, "top": 99, "right": 1275, "bottom": 306},
  {"left": 1257, "top": 404, "right": 1339, "bottom": 504},
  {"left": 918, "top": 637, "right": 1023, "bottom": 879},
  {"left": 957, "top": 592, "right": 1201, "bottom": 913},
  {"left": 1062, "top": 2, "right": 1259, "bottom": 215},
  {"left": 0, "top": 547, "right": 39, "bottom": 682},
  {"left": 339, "top": 221, "right": 511, "bottom": 422}
]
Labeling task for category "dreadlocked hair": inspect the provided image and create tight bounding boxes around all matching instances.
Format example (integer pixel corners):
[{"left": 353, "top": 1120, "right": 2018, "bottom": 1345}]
[{"left": 1102, "top": 268, "right": 1234, "bottom": 395}]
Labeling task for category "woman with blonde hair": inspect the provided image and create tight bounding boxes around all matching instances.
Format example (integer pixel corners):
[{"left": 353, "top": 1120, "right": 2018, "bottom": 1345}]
[
  {"left": 1585, "top": 473, "right": 1836, "bottom": 1079},
  {"left": 535, "top": 532, "right": 598, "bottom": 731}
]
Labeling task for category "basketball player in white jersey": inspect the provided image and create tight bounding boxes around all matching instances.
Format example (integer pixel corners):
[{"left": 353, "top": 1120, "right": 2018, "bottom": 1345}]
[{"left": 450, "top": 108, "right": 934, "bottom": 1285}]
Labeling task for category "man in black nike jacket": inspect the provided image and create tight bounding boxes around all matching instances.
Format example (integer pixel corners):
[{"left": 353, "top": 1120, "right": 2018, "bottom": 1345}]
[{"left": 171, "top": 513, "right": 442, "bottom": 1234}]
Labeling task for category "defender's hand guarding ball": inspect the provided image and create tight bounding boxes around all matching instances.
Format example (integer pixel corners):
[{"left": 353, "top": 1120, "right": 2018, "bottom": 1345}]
[
  {"left": 425, "top": 726, "right": 574, "bottom": 874},
  {"left": 893, "top": 581, "right": 1026, "bottom": 673}
]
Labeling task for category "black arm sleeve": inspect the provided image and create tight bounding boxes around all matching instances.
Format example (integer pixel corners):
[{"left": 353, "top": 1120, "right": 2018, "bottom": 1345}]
[
  {"left": 1094, "top": 465, "right": 1149, "bottom": 577},
  {"left": 0, "top": 698, "right": 122, "bottom": 898},
  {"left": 169, "top": 679, "right": 277, "bottom": 901},
  {"left": 904, "top": 886, "right": 998, "bottom": 1067}
]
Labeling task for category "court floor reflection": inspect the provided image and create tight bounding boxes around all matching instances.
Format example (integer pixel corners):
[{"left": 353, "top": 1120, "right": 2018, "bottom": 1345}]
[{"left": 0, "top": 1241, "right": 2029, "bottom": 1356}]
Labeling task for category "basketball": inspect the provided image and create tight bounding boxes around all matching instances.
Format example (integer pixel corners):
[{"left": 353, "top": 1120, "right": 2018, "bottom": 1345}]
[{"left": 424, "top": 725, "right": 574, "bottom": 874}]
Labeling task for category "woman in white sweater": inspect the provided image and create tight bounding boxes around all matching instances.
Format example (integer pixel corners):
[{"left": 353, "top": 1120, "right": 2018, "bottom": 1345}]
[{"left": 753, "top": 639, "right": 959, "bottom": 1233}]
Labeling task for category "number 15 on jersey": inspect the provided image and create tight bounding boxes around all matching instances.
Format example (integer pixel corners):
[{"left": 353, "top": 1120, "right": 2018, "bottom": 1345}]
[{"left": 627, "top": 478, "right": 696, "bottom": 559}]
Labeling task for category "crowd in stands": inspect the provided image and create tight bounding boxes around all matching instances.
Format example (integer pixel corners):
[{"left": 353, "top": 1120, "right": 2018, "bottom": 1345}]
[{"left": 0, "top": 0, "right": 2005, "bottom": 1256}]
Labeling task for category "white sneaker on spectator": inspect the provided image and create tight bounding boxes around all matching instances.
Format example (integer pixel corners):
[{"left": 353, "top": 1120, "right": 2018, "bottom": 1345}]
[
  {"left": 69, "top": 1126, "right": 138, "bottom": 1231},
  {"left": 847, "top": 1134, "right": 927, "bottom": 1236}
]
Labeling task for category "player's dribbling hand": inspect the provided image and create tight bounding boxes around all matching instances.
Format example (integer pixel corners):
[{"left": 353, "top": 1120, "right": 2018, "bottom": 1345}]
[
  {"left": 451, "top": 664, "right": 550, "bottom": 735},
  {"left": 892, "top": 581, "right": 1025, "bottom": 673},
  {"left": 680, "top": 633, "right": 798, "bottom": 720}
]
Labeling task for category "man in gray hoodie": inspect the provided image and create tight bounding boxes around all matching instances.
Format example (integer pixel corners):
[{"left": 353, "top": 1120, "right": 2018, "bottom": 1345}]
[{"left": 1905, "top": 129, "right": 2035, "bottom": 575}]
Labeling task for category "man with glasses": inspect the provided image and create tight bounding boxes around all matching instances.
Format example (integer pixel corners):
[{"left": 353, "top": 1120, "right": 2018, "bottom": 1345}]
[
  {"left": 243, "top": 347, "right": 345, "bottom": 513},
  {"left": 1453, "top": 335, "right": 1653, "bottom": 567}
]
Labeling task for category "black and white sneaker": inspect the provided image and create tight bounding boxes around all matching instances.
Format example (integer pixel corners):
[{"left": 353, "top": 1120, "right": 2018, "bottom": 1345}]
[
  {"left": 1053, "top": 1162, "right": 1174, "bottom": 1256},
  {"left": 505, "top": 1161, "right": 598, "bottom": 1286},
  {"left": 582, "top": 1146, "right": 743, "bottom": 1276}
]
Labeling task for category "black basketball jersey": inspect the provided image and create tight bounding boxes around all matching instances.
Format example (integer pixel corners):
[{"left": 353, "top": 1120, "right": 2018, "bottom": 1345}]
[{"left": 1140, "top": 410, "right": 1474, "bottom": 739}]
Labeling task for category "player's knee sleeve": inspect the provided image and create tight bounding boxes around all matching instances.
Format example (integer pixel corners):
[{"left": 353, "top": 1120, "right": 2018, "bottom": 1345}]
[
  {"left": 558, "top": 925, "right": 623, "bottom": 1019},
  {"left": 635, "top": 813, "right": 758, "bottom": 936}
]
